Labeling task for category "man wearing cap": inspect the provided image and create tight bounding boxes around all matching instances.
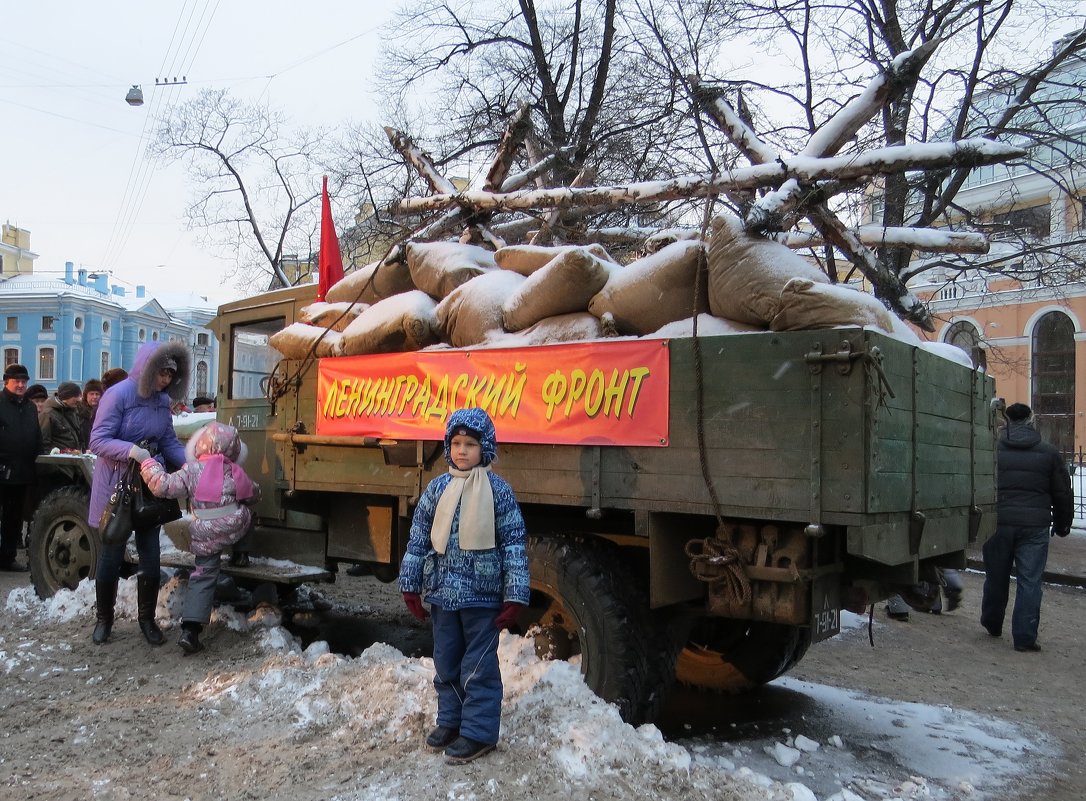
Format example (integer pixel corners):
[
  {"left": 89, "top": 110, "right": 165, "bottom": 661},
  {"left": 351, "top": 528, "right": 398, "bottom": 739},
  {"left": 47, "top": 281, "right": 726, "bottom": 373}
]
[
  {"left": 40, "top": 382, "right": 85, "bottom": 454},
  {"left": 26, "top": 384, "right": 49, "bottom": 414},
  {"left": 981, "top": 402, "right": 1073, "bottom": 653},
  {"left": 0, "top": 364, "right": 42, "bottom": 571}
]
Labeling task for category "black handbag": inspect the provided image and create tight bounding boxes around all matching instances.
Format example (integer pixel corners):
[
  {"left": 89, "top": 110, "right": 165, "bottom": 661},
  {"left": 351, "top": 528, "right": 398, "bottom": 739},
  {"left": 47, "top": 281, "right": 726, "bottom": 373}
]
[
  {"left": 130, "top": 439, "right": 183, "bottom": 528},
  {"left": 132, "top": 479, "right": 182, "bottom": 528},
  {"left": 99, "top": 462, "right": 139, "bottom": 545}
]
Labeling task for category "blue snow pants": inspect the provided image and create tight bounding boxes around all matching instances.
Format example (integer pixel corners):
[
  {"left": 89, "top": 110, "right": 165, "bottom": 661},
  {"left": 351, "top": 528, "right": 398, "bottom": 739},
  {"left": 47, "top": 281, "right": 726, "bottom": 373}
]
[{"left": 431, "top": 605, "right": 503, "bottom": 745}]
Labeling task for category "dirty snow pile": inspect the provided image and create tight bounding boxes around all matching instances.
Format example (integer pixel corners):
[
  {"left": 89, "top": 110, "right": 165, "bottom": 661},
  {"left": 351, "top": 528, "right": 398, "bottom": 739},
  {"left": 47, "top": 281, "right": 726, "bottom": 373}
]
[{"left": 4, "top": 581, "right": 955, "bottom": 801}]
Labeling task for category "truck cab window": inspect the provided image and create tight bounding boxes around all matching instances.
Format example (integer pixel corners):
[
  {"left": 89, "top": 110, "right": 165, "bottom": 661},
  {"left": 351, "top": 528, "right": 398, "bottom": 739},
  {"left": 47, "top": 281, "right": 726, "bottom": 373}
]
[{"left": 230, "top": 318, "right": 284, "bottom": 400}]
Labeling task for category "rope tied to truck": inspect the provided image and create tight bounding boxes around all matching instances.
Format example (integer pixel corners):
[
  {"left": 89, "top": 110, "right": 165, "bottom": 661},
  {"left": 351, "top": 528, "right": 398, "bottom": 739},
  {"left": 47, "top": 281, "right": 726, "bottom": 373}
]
[
  {"left": 687, "top": 174, "right": 753, "bottom": 607},
  {"left": 684, "top": 536, "right": 753, "bottom": 608}
]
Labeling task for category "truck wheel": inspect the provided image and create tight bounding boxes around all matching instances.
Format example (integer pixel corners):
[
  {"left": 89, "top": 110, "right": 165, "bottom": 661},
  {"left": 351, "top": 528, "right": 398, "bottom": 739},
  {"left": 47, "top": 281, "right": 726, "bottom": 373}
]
[
  {"left": 523, "top": 536, "right": 654, "bottom": 723},
  {"left": 675, "top": 619, "right": 810, "bottom": 692},
  {"left": 28, "top": 487, "right": 98, "bottom": 599}
]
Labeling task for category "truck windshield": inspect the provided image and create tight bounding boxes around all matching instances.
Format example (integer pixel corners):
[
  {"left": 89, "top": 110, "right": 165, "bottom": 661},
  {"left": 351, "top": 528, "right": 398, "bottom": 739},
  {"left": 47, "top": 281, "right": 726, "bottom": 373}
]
[{"left": 230, "top": 318, "right": 284, "bottom": 400}]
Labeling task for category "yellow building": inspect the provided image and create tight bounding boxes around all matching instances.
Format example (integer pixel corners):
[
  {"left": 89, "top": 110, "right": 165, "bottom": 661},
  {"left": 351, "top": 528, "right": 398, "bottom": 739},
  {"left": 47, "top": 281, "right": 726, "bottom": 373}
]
[{"left": 0, "top": 223, "right": 38, "bottom": 278}]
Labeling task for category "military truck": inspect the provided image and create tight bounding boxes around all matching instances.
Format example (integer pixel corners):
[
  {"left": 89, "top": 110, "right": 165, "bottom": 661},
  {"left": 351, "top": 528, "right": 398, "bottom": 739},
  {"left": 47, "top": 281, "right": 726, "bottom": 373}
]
[{"left": 159, "top": 281, "right": 991, "bottom": 722}]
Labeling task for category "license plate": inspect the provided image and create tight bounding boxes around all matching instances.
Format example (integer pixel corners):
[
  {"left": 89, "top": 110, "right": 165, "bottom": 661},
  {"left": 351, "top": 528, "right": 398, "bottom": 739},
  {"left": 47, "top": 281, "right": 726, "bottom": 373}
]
[{"left": 811, "top": 575, "right": 841, "bottom": 642}]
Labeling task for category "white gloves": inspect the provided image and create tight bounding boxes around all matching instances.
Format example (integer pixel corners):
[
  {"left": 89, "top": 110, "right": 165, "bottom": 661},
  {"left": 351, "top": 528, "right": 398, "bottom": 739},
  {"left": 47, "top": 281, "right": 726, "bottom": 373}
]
[{"left": 129, "top": 445, "right": 152, "bottom": 463}]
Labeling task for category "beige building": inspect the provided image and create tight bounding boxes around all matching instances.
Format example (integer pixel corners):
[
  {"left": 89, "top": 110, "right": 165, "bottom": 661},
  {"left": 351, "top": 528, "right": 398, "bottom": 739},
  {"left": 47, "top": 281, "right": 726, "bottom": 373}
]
[{"left": 0, "top": 223, "right": 38, "bottom": 278}]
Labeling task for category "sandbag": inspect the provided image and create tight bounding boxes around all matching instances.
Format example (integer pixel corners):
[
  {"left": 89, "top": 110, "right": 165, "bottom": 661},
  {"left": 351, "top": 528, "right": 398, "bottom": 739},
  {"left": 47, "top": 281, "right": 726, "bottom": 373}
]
[
  {"left": 269, "top": 323, "right": 342, "bottom": 359},
  {"left": 495, "top": 243, "right": 616, "bottom": 276},
  {"left": 325, "top": 260, "right": 415, "bottom": 304},
  {"left": 297, "top": 301, "right": 368, "bottom": 332},
  {"left": 405, "top": 241, "right": 496, "bottom": 299},
  {"left": 493, "top": 312, "right": 618, "bottom": 346},
  {"left": 587, "top": 240, "right": 708, "bottom": 335},
  {"left": 435, "top": 270, "right": 526, "bottom": 348},
  {"left": 502, "top": 249, "right": 615, "bottom": 332},
  {"left": 707, "top": 214, "right": 830, "bottom": 326},
  {"left": 770, "top": 278, "right": 896, "bottom": 333},
  {"left": 649, "top": 313, "right": 764, "bottom": 339},
  {"left": 335, "top": 290, "right": 439, "bottom": 356}
]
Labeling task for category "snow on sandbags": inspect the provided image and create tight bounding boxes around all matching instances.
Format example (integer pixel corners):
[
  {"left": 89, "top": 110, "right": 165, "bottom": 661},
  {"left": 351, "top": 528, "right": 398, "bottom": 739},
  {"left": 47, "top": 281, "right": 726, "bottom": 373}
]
[
  {"left": 770, "top": 278, "right": 896, "bottom": 333},
  {"left": 649, "top": 313, "right": 765, "bottom": 339},
  {"left": 269, "top": 323, "right": 342, "bottom": 359},
  {"left": 335, "top": 290, "right": 440, "bottom": 356},
  {"left": 495, "top": 312, "right": 619, "bottom": 347},
  {"left": 406, "top": 241, "right": 496, "bottom": 299},
  {"left": 502, "top": 249, "right": 616, "bottom": 332},
  {"left": 436, "top": 270, "right": 527, "bottom": 348},
  {"left": 297, "top": 301, "right": 368, "bottom": 332},
  {"left": 325, "top": 260, "right": 415, "bottom": 305},
  {"left": 495, "top": 243, "right": 617, "bottom": 276},
  {"left": 707, "top": 214, "right": 830, "bottom": 326},
  {"left": 587, "top": 240, "right": 708, "bottom": 335}
]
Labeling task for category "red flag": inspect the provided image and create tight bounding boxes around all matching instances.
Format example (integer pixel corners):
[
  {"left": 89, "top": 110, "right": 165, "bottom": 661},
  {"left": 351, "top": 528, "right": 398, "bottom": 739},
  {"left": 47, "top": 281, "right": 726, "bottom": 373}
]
[{"left": 317, "top": 175, "right": 344, "bottom": 301}]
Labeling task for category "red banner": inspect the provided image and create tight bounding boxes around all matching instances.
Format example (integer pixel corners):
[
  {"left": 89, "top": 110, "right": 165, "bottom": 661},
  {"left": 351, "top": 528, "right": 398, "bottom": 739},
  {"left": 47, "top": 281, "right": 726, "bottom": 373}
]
[{"left": 316, "top": 340, "right": 670, "bottom": 446}]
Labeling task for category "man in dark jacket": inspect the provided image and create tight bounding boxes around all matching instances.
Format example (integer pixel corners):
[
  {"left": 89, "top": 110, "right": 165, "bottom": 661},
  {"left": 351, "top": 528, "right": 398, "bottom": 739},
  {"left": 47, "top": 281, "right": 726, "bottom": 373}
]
[
  {"left": 0, "top": 364, "right": 43, "bottom": 571},
  {"left": 981, "top": 402, "right": 1073, "bottom": 652}
]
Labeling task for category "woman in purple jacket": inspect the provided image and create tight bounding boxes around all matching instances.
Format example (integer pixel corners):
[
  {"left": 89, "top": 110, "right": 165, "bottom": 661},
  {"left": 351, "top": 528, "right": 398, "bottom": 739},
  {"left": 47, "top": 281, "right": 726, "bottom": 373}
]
[{"left": 89, "top": 341, "right": 190, "bottom": 646}]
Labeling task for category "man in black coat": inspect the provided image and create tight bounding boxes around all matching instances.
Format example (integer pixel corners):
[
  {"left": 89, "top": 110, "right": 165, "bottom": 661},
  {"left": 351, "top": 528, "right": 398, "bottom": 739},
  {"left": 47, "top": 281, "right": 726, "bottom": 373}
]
[
  {"left": 981, "top": 402, "right": 1073, "bottom": 652},
  {"left": 0, "top": 364, "right": 43, "bottom": 571}
]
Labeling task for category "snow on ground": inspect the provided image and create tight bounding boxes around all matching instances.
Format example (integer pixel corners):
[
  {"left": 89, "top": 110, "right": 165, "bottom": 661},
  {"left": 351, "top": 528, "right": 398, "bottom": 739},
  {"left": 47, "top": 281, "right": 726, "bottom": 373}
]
[{"left": 2, "top": 578, "right": 1045, "bottom": 801}]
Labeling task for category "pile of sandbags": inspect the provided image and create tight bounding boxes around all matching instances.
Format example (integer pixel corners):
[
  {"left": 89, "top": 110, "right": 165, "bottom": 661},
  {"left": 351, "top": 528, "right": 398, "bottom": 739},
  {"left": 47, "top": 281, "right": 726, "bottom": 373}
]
[{"left": 271, "top": 212, "right": 903, "bottom": 360}]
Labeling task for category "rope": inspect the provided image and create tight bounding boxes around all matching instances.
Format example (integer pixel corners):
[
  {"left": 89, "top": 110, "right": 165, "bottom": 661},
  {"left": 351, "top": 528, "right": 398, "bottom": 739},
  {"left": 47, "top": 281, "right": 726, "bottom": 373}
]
[{"left": 684, "top": 537, "right": 752, "bottom": 609}]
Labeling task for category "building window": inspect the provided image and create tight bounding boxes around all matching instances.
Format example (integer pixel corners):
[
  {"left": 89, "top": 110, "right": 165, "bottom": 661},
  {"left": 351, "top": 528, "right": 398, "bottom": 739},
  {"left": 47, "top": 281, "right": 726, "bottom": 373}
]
[
  {"left": 3, "top": 348, "right": 18, "bottom": 367},
  {"left": 101, "top": 352, "right": 110, "bottom": 376},
  {"left": 196, "top": 361, "right": 209, "bottom": 395},
  {"left": 74, "top": 316, "right": 83, "bottom": 330},
  {"left": 1031, "top": 311, "right": 1075, "bottom": 456},
  {"left": 42, "top": 315, "right": 55, "bottom": 332},
  {"left": 197, "top": 332, "right": 209, "bottom": 346},
  {"left": 103, "top": 321, "right": 110, "bottom": 334},
  {"left": 993, "top": 204, "right": 1051, "bottom": 240},
  {"left": 5, "top": 317, "right": 15, "bottom": 333},
  {"left": 38, "top": 347, "right": 56, "bottom": 381},
  {"left": 138, "top": 328, "right": 145, "bottom": 342},
  {"left": 945, "top": 321, "right": 984, "bottom": 366},
  {"left": 152, "top": 331, "right": 159, "bottom": 341}
]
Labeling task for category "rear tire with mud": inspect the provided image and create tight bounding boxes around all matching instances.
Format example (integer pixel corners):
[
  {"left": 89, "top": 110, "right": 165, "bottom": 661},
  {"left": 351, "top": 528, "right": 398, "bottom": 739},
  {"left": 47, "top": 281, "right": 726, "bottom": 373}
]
[
  {"left": 522, "top": 536, "right": 663, "bottom": 723},
  {"left": 28, "top": 487, "right": 99, "bottom": 599},
  {"left": 675, "top": 619, "right": 811, "bottom": 692}
]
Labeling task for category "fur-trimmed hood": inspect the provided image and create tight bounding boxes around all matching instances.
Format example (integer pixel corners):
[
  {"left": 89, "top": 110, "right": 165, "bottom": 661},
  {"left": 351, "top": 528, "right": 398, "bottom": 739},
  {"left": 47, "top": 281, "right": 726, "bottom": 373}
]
[{"left": 132, "top": 341, "right": 190, "bottom": 401}]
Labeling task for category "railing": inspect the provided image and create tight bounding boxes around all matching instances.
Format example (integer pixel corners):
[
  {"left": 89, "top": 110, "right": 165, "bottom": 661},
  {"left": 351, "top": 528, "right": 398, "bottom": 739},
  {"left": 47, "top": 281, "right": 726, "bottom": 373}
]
[{"left": 1065, "top": 449, "right": 1086, "bottom": 519}]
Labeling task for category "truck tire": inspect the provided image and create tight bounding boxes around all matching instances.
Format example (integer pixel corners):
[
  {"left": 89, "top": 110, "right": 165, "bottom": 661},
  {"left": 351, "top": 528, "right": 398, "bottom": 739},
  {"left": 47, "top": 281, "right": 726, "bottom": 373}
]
[
  {"left": 675, "top": 619, "right": 811, "bottom": 692},
  {"left": 523, "top": 536, "right": 656, "bottom": 723},
  {"left": 28, "top": 487, "right": 98, "bottom": 600}
]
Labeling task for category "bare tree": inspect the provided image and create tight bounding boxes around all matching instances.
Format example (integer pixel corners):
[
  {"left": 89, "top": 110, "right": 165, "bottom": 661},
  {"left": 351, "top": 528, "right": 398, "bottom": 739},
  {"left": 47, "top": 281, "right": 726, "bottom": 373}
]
[
  {"left": 706, "top": 0, "right": 1086, "bottom": 291},
  {"left": 367, "top": 0, "right": 1085, "bottom": 327},
  {"left": 150, "top": 89, "right": 329, "bottom": 289}
]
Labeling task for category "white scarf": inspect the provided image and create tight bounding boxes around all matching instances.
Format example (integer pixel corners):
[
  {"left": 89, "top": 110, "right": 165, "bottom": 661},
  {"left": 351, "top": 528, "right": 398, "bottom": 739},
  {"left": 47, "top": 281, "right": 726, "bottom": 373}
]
[{"left": 430, "top": 466, "right": 495, "bottom": 554}]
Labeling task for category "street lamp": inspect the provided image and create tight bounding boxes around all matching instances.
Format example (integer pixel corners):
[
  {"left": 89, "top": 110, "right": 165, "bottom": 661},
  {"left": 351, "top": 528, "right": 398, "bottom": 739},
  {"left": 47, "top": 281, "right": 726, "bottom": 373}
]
[{"left": 125, "top": 85, "right": 144, "bottom": 106}]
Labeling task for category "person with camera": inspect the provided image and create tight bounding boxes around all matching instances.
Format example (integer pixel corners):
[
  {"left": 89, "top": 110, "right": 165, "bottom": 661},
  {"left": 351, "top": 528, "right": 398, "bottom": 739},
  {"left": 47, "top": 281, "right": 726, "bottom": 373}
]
[
  {"left": 0, "top": 364, "right": 42, "bottom": 571},
  {"left": 88, "top": 342, "right": 190, "bottom": 646}
]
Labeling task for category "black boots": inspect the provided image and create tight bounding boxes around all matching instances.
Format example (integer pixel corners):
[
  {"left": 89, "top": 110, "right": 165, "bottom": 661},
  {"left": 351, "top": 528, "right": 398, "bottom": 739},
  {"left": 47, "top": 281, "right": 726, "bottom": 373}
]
[
  {"left": 137, "top": 575, "right": 165, "bottom": 646},
  {"left": 178, "top": 622, "right": 204, "bottom": 654},
  {"left": 92, "top": 579, "right": 117, "bottom": 644}
]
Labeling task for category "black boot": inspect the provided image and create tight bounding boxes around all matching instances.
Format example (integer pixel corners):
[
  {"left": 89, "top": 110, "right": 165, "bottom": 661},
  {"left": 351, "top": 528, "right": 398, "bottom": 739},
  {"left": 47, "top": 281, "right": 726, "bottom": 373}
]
[
  {"left": 137, "top": 575, "right": 165, "bottom": 646},
  {"left": 178, "top": 622, "right": 204, "bottom": 654},
  {"left": 92, "top": 579, "right": 117, "bottom": 645}
]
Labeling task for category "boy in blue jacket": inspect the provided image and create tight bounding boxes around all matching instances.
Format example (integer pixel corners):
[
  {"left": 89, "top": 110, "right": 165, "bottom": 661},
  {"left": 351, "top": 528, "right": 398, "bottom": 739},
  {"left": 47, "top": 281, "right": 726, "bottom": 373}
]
[{"left": 398, "top": 407, "right": 529, "bottom": 764}]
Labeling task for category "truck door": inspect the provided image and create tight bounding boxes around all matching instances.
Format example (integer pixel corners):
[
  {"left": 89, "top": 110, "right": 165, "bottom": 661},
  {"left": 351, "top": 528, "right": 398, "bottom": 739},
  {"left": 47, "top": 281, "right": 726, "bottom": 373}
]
[{"left": 216, "top": 314, "right": 287, "bottom": 519}]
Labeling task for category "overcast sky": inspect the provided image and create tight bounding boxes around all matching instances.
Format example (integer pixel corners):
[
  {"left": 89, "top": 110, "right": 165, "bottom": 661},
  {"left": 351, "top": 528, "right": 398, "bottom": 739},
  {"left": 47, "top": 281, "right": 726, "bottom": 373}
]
[{"left": 1, "top": 1, "right": 393, "bottom": 305}]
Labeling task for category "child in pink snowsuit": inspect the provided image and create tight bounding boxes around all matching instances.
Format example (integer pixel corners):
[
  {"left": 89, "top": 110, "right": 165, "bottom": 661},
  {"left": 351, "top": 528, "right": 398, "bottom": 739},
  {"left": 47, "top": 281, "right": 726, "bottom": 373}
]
[{"left": 140, "top": 421, "right": 259, "bottom": 654}]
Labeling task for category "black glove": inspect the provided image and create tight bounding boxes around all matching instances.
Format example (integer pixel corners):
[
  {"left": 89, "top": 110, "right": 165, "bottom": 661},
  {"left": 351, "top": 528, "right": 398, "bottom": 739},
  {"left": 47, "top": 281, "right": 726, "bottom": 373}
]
[{"left": 1053, "top": 527, "right": 1071, "bottom": 538}]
